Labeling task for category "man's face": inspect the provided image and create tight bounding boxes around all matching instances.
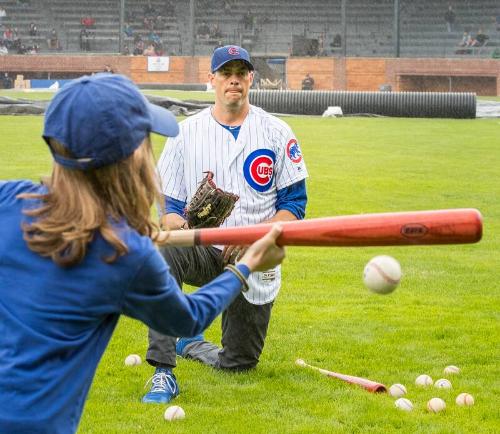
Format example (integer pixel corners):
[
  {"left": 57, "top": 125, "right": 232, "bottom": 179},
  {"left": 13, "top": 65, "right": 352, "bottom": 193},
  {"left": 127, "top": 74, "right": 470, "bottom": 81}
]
[{"left": 210, "top": 60, "right": 254, "bottom": 110}]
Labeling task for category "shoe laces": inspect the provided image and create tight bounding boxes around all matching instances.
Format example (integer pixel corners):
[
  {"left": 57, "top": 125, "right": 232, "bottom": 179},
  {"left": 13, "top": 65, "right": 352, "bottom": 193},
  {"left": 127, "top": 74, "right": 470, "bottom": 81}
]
[{"left": 145, "top": 369, "right": 177, "bottom": 394}]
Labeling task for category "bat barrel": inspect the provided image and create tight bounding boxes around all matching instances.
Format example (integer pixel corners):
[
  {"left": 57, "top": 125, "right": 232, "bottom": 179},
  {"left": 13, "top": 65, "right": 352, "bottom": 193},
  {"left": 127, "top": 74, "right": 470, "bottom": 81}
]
[{"left": 191, "top": 208, "right": 482, "bottom": 247}]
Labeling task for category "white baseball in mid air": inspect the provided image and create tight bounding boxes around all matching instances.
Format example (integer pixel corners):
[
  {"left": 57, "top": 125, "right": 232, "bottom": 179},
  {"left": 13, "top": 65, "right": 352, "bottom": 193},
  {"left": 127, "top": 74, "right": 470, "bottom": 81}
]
[
  {"left": 394, "top": 398, "right": 413, "bottom": 411},
  {"left": 363, "top": 255, "right": 402, "bottom": 294},
  {"left": 124, "top": 354, "right": 142, "bottom": 366},
  {"left": 389, "top": 383, "right": 407, "bottom": 398},
  {"left": 434, "top": 378, "right": 452, "bottom": 389},
  {"left": 415, "top": 374, "right": 433, "bottom": 387},
  {"left": 455, "top": 393, "right": 474, "bottom": 407},
  {"left": 427, "top": 397, "right": 446, "bottom": 413},
  {"left": 164, "top": 405, "right": 186, "bottom": 421},
  {"left": 444, "top": 365, "right": 460, "bottom": 375}
]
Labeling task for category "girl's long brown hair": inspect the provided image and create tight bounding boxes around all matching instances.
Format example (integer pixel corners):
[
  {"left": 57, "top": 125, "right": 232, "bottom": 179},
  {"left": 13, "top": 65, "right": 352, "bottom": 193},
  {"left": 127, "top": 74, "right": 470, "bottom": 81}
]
[{"left": 19, "top": 137, "right": 161, "bottom": 267}]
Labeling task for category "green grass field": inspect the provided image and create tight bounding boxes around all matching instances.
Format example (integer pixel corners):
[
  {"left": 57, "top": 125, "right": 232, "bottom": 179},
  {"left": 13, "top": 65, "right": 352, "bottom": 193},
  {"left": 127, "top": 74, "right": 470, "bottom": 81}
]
[{"left": 0, "top": 97, "right": 499, "bottom": 433}]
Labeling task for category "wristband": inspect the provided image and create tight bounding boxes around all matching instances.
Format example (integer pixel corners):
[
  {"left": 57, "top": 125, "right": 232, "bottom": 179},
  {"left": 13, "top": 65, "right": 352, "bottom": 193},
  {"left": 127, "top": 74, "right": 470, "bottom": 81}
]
[{"left": 224, "top": 264, "right": 249, "bottom": 292}]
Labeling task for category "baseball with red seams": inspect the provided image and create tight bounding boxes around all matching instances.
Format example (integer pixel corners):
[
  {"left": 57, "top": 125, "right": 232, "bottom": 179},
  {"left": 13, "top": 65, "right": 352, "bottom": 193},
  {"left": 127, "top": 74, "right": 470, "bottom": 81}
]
[
  {"left": 456, "top": 393, "right": 474, "bottom": 406},
  {"left": 427, "top": 397, "right": 446, "bottom": 413},
  {"left": 434, "top": 378, "right": 452, "bottom": 389},
  {"left": 124, "top": 354, "right": 142, "bottom": 366},
  {"left": 444, "top": 365, "right": 460, "bottom": 375},
  {"left": 363, "top": 255, "right": 402, "bottom": 294},
  {"left": 164, "top": 405, "right": 186, "bottom": 421},
  {"left": 389, "top": 383, "right": 407, "bottom": 397},
  {"left": 394, "top": 398, "right": 413, "bottom": 411},
  {"left": 415, "top": 374, "right": 433, "bottom": 387}
]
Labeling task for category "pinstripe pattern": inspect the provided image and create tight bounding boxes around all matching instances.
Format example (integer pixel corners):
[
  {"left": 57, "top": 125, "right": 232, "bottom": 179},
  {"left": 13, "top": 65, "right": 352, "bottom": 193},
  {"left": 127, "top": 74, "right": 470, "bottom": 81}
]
[{"left": 157, "top": 105, "right": 308, "bottom": 304}]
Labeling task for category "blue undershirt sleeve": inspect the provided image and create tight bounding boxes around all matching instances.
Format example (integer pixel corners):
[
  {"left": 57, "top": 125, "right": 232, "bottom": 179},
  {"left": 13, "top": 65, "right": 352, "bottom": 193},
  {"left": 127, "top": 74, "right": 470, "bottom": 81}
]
[
  {"left": 164, "top": 195, "right": 186, "bottom": 216},
  {"left": 275, "top": 180, "right": 307, "bottom": 219},
  {"left": 122, "top": 249, "right": 250, "bottom": 337}
]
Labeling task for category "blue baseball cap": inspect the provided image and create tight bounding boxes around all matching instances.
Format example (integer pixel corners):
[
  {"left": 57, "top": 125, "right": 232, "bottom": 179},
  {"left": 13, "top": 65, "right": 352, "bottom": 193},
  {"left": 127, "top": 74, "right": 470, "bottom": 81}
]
[
  {"left": 43, "top": 73, "right": 179, "bottom": 170},
  {"left": 211, "top": 45, "right": 254, "bottom": 73}
]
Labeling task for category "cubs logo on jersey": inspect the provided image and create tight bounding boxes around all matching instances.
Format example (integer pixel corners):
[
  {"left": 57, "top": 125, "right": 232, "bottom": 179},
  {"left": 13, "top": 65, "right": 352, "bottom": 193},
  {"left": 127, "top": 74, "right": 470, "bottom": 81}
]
[
  {"left": 286, "top": 139, "right": 302, "bottom": 163},
  {"left": 243, "top": 149, "right": 276, "bottom": 192}
]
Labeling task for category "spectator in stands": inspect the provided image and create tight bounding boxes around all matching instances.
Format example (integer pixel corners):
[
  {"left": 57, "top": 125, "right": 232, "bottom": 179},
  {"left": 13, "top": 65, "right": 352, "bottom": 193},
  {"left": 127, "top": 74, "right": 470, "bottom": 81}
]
[
  {"left": 17, "top": 43, "right": 27, "bottom": 55},
  {"left": 2, "top": 73, "right": 12, "bottom": 88},
  {"left": 27, "top": 42, "right": 39, "bottom": 54},
  {"left": 124, "top": 22, "right": 134, "bottom": 38},
  {"left": 143, "top": 17, "right": 155, "bottom": 31},
  {"left": 148, "top": 32, "right": 161, "bottom": 50},
  {"left": 143, "top": 43, "right": 156, "bottom": 56},
  {"left": 214, "top": 40, "right": 224, "bottom": 50},
  {"left": 318, "top": 33, "right": 327, "bottom": 56},
  {"left": 164, "top": 0, "right": 174, "bottom": 16},
  {"left": 301, "top": 73, "right": 315, "bottom": 91},
  {"left": 79, "top": 28, "right": 91, "bottom": 51},
  {"left": 210, "top": 23, "right": 223, "bottom": 39},
  {"left": 3, "top": 27, "right": 14, "bottom": 46},
  {"left": 332, "top": 33, "right": 342, "bottom": 48},
  {"left": 144, "top": 1, "right": 156, "bottom": 18},
  {"left": 0, "top": 42, "right": 8, "bottom": 56},
  {"left": 223, "top": 0, "right": 232, "bottom": 13},
  {"left": 242, "top": 10, "right": 254, "bottom": 30},
  {"left": 81, "top": 16, "right": 96, "bottom": 30},
  {"left": 444, "top": 5, "right": 456, "bottom": 33},
  {"left": 125, "top": 9, "right": 133, "bottom": 23},
  {"left": 456, "top": 31, "right": 472, "bottom": 54},
  {"left": 29, "top": 22, "right": 38, "bottom": 36},
  {"left": 156, "top": 15, "right": 165, "bottom": 30},
  {"left": 48, "top": 28, "right": 61, "bottom": 51},
  {"left": 197, "top": 22, "right": 210, "bottom": 39},
  {"left": 471, "top": 28, "right": 489, "bottom": 47},
  {"left": 459, "top": 31, "right": 472, "bottom": 47},
  {"left": 133, "top": 38, "right": 145, "bottom": 55},
  {"left": 495, "top": 12, "right": 500, "bottom": 31},
  {"left": 122, "top": 43, "right": 130, "bottom": 56},
  {"left": 0, "top": 6, "right": 6, "bottom": 23}
]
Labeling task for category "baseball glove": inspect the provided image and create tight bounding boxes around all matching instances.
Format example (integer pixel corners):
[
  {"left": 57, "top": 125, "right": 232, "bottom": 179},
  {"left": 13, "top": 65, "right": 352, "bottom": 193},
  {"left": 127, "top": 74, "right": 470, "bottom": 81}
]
[{"left": 185, "top": 171, "right": 239, "bottom": 228}]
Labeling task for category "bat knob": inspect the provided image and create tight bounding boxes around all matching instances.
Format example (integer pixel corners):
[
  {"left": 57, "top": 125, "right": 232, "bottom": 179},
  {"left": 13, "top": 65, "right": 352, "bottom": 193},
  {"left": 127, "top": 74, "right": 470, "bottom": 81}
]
[{"left": 295, "top": 358, "right": 306, "bottom": 367}]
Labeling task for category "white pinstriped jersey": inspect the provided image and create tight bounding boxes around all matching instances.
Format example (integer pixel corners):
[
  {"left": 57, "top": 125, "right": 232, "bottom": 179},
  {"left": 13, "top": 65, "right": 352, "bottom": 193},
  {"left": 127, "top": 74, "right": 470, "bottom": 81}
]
[{"left": 157, "top": 104, "right": 308, "bottom": 304}]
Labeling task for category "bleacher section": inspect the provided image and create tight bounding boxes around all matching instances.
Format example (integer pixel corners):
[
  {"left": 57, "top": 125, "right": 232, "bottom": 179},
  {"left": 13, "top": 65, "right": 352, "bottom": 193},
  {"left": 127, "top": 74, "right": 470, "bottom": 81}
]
[
  {"left": 400, "top": 0, "right": 499, "bottom": 58},
  {"left": 0, "top": 0, "right": 498, "bottom": 58}
]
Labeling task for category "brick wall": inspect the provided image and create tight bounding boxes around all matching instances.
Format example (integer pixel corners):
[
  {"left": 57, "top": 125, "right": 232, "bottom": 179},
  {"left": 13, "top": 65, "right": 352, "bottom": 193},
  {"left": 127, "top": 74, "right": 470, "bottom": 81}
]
[{"left": 0, "top": 55, "right": 498, "bottom": 95}]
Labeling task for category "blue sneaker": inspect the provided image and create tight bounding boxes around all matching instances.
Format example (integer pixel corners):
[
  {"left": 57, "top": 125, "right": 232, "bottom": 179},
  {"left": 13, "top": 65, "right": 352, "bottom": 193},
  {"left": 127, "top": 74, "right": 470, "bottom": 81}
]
[
  {"left": 142, "top": 368, "right": 179, "bottom": 404},
  {"left": 176, "top": 334, "right": 204, "bottom": 356}
]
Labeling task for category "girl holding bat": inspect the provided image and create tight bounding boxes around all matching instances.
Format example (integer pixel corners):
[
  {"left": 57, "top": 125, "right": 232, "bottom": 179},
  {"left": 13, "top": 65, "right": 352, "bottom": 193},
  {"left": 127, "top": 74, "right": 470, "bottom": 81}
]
[{"left": 0, "top": 73, "right": 285, "bottom": 434}]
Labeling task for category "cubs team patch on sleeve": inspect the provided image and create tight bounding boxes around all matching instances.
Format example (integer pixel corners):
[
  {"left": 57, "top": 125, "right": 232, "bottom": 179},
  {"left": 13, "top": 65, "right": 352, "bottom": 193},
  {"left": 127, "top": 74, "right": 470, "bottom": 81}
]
[
  {"left": 286, "top": 139, "right": 302, "bottom": 163},
  {"left": 243, "top": 149, "right": 276, "bottom": 192}
]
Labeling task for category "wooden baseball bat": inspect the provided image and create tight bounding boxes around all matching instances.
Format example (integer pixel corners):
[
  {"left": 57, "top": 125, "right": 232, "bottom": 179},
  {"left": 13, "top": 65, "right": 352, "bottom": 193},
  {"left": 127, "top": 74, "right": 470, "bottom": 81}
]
[
  {"left": 295, "top": 359, "right": 387, "bottom": 393},
  {"left": 157, "top": 208, "right": 482, "bottom": 247}
]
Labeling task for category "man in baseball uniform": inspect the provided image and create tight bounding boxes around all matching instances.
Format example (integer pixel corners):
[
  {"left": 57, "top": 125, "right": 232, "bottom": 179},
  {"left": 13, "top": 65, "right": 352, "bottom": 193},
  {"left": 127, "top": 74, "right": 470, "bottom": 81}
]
[{"left": 143, "top": 45, "right": 308, "bottom": 403}]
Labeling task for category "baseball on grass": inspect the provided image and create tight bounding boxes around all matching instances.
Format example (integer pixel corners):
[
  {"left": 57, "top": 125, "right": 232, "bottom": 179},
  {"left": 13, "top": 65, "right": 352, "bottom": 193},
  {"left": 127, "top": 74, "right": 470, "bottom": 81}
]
[
  {"left": 415, "top": 374, "right": 433, "bottom": 387},
  {"left": 434, "top": 378, "right": 452, "bottom": 389},
  {"left": 455, "top": 393, "right": 474, "bottom": 407},
  {"left": 389, "top": 383, "right": 407, "bottom": 398},
  {"left": 444, "top": 365, "right": 460, "bottom": 375},
  {"left": 124, "top": 354, "right": 142, "bottom": 366},
  {"left": 363, "top": 255, "right": 402, "bottom": 294},
  {"left": 394, "top": 398, "right": 413, "bottom": 411},
  {"left": 164, "top": 405, "right": 186, "bottom": 421},
  {"left": 427, "top": 397, "right": 446, "bottom": 413}
]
